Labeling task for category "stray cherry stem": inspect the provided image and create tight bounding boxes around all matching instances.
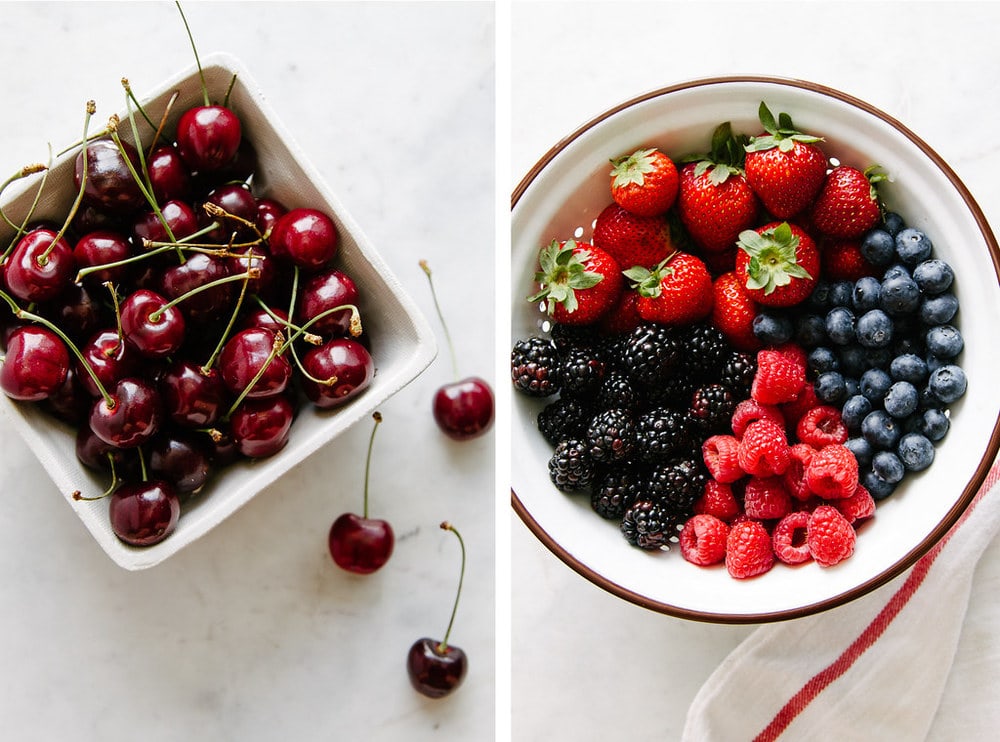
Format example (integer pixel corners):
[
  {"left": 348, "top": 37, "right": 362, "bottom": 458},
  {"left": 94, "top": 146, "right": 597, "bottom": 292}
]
[
  {"left": 42, "top": 101, "right": 96, "bottom": 262},
  {"left": 437, "top": 521, "right": 465, "bottom": 653},
  {"left": 420, "top": 260, "right": 460, "bottom": 382},
  {"left": 362, "top": 412, "right": 382, "bottom": 519},
  {"left": 175, "top": 1, "right": 210, "bottom": 107}
]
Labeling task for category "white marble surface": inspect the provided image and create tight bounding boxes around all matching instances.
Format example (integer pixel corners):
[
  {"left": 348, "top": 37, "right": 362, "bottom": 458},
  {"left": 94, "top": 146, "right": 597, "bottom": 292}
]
[
  {"left": 0, "top": 3, "right": 494, "bottom": 741},
  {"left": 511, "top": 2, "right": 1000, "bottom": 740}
]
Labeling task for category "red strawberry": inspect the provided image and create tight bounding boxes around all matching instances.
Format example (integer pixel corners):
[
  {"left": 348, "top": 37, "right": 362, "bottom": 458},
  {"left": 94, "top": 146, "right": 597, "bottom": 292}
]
[
  {"left": 528, "top": 239, "right": 623, "bottom": 325},
  {"left": 735, "top": 221, "right": 820, "bottom": 307},
  {"left": 625, "top": 251, "right": 713, "bottom": 325},
  {"left": 591, "top": 202, "right": 674, "bottom": 269},
  {"left": 810, "top": 165, "right": 887, "bottom": 238},
  {"left": 598, "top": 285, "right": 644, "bottom": 334},
  {"left": 677, "top": 123, "right": 760, "bottom": 253},
  {"left": 744, "top": 103, "right": 828, "bottom": 218},
  {"left": 820, "top": 238, "right": 879, "bottom": 281},
  {"left": 710, "top": 271, "right": 759, "bottom": 351},
  {"left": 609, "top": 147, "right": 679, "bottom": 217}
]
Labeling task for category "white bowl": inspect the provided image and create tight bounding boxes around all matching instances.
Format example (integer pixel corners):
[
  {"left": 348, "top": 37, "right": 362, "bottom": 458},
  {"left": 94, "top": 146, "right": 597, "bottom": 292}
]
[
  {"left": 511, "top": 76, "right": 1000, "bottom": 622},
  {"left": 0, "top": 52, "right": 436, "bottom": 570}
]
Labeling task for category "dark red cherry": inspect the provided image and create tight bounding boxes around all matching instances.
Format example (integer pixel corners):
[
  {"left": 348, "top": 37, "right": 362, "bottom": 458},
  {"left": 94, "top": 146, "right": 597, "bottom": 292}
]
[
  {"left": 158, "top": 253, "right": 233, "bottom": 324},
  {"left": 40, "top": 282, "right": 103, "bottom": 343},
  {"left": 77, "top": 328, "right": 137, "bottom": 397},
  {"left": 269, "top": 208, "right": 339, "bottom": 271},
  {"left": 406, "top": 639, "right": 468, "bottom": 699},
  {"left": 71, "top": 203, "right": 125, "bottom": 236},
  {"left": 296, "top": 269, "right": 360, "bottom": 338},
  {"left": 218, "top": 327, "right": 291, "bottom": 399},
  {"left": 176, "top": 105, "right": 242, "bottom": 172},
  {"left": 43, "top": 366, "right": 90, "bottom": 424},
  {"left": 4, "top": 228, "right": 76, "bottom": 303},
  {"left": 229, "top": 394, "right": 294, "bottom": 458},
  {"left": 300, "top": 338, "right": 374, "bottom": 408},
  {"left": 200, "top": 183, "right": 257, "bottom": 243},
  {"left": 108, "top": 480, "right": 180, "bottom": 546},
  {"left": 89, "top": 376, "right": 162, "bottom": 449},
  {"left": 256, "top": 197, "right": 287, "bottom": 236},
  {"left": 239, "top": 306, "right": 289, "bottom": 336},
  {"left": 148, "top": 431, "right": 211, "bottom": 494},
  {"left": 433, "top": 377, "right": 494, "bottom": 441},
  {"left": 147, "top": 144, "right": 192, "bottom": 204},
  {"left": 329, "top": 513, "right": 394, "bottom": 574},
  {"left": 161, "top": 359, "right": 227, "bottom": 428},
  {"left": 73, "top": 230, "right": 133, "bottom": 287},
  {"left": 0, "top": 324, "right": 69, "bottom": 401},
  {"left": 75, "top": 137, "right": 144, "bottom": 214},
  {"left": 120, "top": 289, "right": 186, "bottom": 359},
  {"left": 227, "top": 245, "right": 278, "bottom": 298},
  {"left": 131, "top": 199, "right": 199, "bottom": 250}
]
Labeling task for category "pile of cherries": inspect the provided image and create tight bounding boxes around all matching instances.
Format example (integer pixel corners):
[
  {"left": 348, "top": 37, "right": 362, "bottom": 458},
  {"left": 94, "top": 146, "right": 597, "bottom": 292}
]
[{"left": 0, "top": 75, "right": 374, "bottom": 548}]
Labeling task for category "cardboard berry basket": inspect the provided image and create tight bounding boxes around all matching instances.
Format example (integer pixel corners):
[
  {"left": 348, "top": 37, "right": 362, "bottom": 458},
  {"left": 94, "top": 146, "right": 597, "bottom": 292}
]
[
  {"left": 0, "top": 52, "right": 437, "bottom": 570},
  {"left": 511, "top": 76, "right": 1000, "bottom": 622}
]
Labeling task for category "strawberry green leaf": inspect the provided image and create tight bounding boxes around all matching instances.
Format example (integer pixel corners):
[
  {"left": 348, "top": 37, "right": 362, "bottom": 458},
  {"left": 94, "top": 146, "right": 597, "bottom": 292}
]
[
  {"left": 610, "top": 148, "right": 658, "bottom": 189},
  {"left": 528, "top": 239, "right": 605, "bottom": 315},
  {"left": 737, "top": 223, "right": 813, "bottom": 296}
]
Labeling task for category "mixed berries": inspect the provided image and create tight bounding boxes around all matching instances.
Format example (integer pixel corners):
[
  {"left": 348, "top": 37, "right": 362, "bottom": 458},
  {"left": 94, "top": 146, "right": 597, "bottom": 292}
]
[{"left": 513, "top": 102, "right": 968, "bottom": 579}]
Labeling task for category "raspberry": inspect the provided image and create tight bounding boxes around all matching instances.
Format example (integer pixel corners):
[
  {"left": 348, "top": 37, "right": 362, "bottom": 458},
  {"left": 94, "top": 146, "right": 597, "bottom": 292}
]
[
  {"left": 772, "top": 511, "right": 812, "bottom": 564},
  {"left": 835, "top": 484, "right": 876, "bottom": 524},
  {"left": 731, "top": 398, "right": 785, "bottom": 438},
  {"left": 807, "top": 505, "right": 857, "bottom": 567},
  {"left": 805, "top": 443, "right": 859, "bottom": 499},
  {"left": 693, "top": 480, "right": 741, "bottom": 522},
  {"left": 772, "top": 342, "right": 808, "bottom": 369},
  {"left": 752, "top": 348, "right": 806, "bottom": 405},
  {"left": 679, "top": 514, "right": 729, "bottom": 566},
  {"left": 701, "top": 434, "right": 743, "bottom": 483},
  {"left": 796, "top": 405, "right": 849, "bottom": 448},
  {"left": 783, "top": 442, "right": 817, "bottom": 501},
  {"left": 743, "top": 476, "right": 792, "bottom": 520},
  {"left": 779, "top": 382, "right": 821, "bottom": 428},
  {"left": 737, "top": 418, "right": 791, "bottom": 477},
  {"left": 725, "top": 518, "right": 775, "bottom": 579}
]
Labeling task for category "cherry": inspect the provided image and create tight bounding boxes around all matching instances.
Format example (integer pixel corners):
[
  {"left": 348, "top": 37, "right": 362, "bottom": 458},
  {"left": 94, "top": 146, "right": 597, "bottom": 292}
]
[
  {"left": 328, "top": 411, "right": 394, "bottom": 574},
  {"left": 44, "top": 367, "right": 91, "bottom": 425},
  {"left": 4, "top": 228, "right": 76, "bottom": 303},
  {"left": 227, "top": 245, "right": 278, "bottom": 298},
  {"left": 420, "top": 261, "right": 494, "bottom": 440},
  {"left": 176, "top": 105, "right": 242, "bottom": 172},
  {"left": 147, "top": 144, "right": 192, "bottom": 204},
  {"left": 160, "top": 359, "right": 227, "bottom": 428},
  {"left": 239, "top": 305, "right": 289, "bottom": 336},
  {"left": 296, "top": 269, "right": 360, "bottom": 338},
  {"left": 300, "top": 337, "right": 374, "bottom": 408},
  {"left": 218, "top": 327, "right": 292, "bottom": 399},
  {"left": 148, "top": 430, "right": 211, "bottom": 494},
  {"left": 108, "top": 480, "right": 180, "bottom": 546},
  {"left": 77, "top": 328, "right": 137, "bottom": 397},
  {"left": 269, "top": 208, "right": 339, "bottom": 271},
  {"left": 88, "top": 376, "right": 162, "bottom": 449},
  {"left": 256, "top": 197, "right": 287, "bottom": 236},
  {"left": 131, "top": 199, "right": 199, "bottom": 249},
  {"left": 158, "top": 253, "right": 234, "bottom": 324},
  {"left": 73, "top": 230, "right": 133, "bottom": 287},
  {"left": 199, "top": 183, "right": 257, "bottom": 243},
  {"left": 228, "top": 394, "right": 294, "bottom": 458},
  {"left": 74, "top": 137, "right": 144, "bottom": 214},
  {"left": 0, "top": 324, "right": 70, "bottom": 401},
  {"left": 120, "top": 289, "right": 186, "bottom": 359},
  {"left": 40, "top": 282, "right": 103, "bottom": 343},
  {"left": 407, "top": 522, "right": 468, "bottom": 699}
]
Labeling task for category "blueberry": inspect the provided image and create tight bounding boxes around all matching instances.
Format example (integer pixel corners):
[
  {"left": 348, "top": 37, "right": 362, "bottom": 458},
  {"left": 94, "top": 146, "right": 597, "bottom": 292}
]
[
  {"left": 872, "top": 450, "right": 905, "bottom": 484},
  {"left": 861, "top": 409, "right": 901, "bottom": 449},
  {"left": 815, "top": 371, "right": 847, "bottom": 404},
  {"left": 883, "top": 263, "right": 911, "bottom": 281},
  {"left": 881, "top": 212, "right": 905, "bottom": 237},
  {"left": 880, "top": 274, "right": 921, "bottom": 315},
  {"left": 860, "top": 228, "right": 896, "bottom": 265},
  {"left": 912, "top": 259, "right": 954, "bottom": 294},
  {"left": 860, "top": 367, "right": 893, "bottom": 402},
  {"left": 845, "top": 436, "right": 874, "bottom": 468},
  {"left": 806, "top": 281, "right": 833, "bottom": 311},
  {"left": 808, "top": 346, "right": 840, "bottom": 374},
  {"left": 828, "top": 281, "right": 855, "bottom": 308},
  {"left": 844, "top": 377, "right": 860, "bottom": 397},
  {"left": 863, "top": 469, "right": 898, "bottom": 500},
  {"left": 889, "top": 353, "right": 928, "bottom": 384},
  {"left": 842, "top": 394, "right": 873, "bottom": 431},
  {"left": 884, "top": 380, "right": 919, "bottom": 418},
  {"left": 925, "top": 325, "right": 963, "bottom": 359},
  {"left": 895, "top": 227, "right": 933, "bottom": 265},
  {"left": 928, "top": 364, "right": 968, "bottom": 404},
  {"left": 919, "top": 293, "right": 959, "bottom": 325},
  {"left": 856, "top": 309, "right": 893, "bottom": 348},
  {"left": 839, "top": 345, "right": 869, "bottom": 378},
  {"left": 917, "top": 408, "right": 950, "bottom": 441},
  {"left": 852, "top": 276, "right": 882, "bottom": 312},
  {"left": 864, "top": 346, "right": 894, "bottom": 369},
  {"left": 897, "top": 432, "right": 935, "bottom": 472},
  {"left": 795, "top": 314, "right": 828, "bottom": 347},
  {"left": 753, "top": 311, "right": 793, "bottom": 345},
  {"left": 825, "top": 306, "right": 857, "bottom": 345},
  {"left": 926, "top": 353, "right": 948, "bottom": 374}
]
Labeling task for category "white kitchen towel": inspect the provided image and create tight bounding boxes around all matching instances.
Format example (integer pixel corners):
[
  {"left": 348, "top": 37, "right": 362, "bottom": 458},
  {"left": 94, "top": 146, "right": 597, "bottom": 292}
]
[{"left": 682, "top": 453, "right": 1000, "bottom": 742}]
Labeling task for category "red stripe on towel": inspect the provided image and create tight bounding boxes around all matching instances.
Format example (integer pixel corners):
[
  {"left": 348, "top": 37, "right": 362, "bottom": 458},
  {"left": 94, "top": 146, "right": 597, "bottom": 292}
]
[{"left": 754, "top": 460, "right": 1000, "bottom": 742}]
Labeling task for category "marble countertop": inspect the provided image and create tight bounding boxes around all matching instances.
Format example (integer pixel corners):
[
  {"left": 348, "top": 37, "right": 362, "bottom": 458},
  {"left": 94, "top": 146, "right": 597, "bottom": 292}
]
[
  {"left": 0, "top": 3, "right": 494, "bottom": 741},
  {"left": 511, "top": 2, "right": 1000, "bottom": 740}
]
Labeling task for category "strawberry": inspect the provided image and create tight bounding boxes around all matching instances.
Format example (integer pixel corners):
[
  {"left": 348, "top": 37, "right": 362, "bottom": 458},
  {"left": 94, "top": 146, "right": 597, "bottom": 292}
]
[
  {"left": 735, "top": 221, "right": 820, "bottom": 307},
  {"left": 820, "top": 238, "right": 879, "bottom": 281},
  {"left": 598, "top": 285, "right": 644, "bottom": 334},
  {"left": 744, "top": 103, "right": 828, "bottom": 218},
  {"left": 677, "top": 122, "right": 760, "bottom": 253},
  {"left": 710, "top": 271, "right": 759, "bottom": 351},
  {"left": 810, "top": 165, "right": 887, "bottom": 238},
  {"left": 609, "top": 147, "right": 679, "bottom": 217},
  {"left": 528, "top": 239, "right": 623, "bottom": 325},
  {"left": 624, "top": 252, "right": 713, "bottom": 325},
  {"left": 591, "top": 202, "right": 674, "bottom": 269}
]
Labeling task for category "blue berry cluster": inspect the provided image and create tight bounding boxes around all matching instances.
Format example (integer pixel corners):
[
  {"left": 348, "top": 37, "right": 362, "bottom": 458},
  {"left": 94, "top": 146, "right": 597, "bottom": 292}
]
[{"left": 752, "top": 212, "right": 967, "bottom": 500}]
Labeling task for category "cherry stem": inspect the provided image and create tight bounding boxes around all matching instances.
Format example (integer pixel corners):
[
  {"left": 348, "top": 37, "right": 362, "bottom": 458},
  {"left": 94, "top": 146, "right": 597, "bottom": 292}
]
[
  {"left": 0, "top": 162, "right": 49, "bottom": 236},
  {"left": 251, "top": 296, "right": 322, "bottom": 345},
  {"left": 103, "top": 281, "right": 125, "bottom": 351},
  {"left": 175, "top": 1, "right": 210, "bottom": 107},
  {"left": 75, "top": 239, "right": 245, "bottom": 283},
  {"left": 437, "top": 521, "right": 465, "bottom": 653},
  {"left": 419, "top": 260, "right": 460, "bottom": 382},
  {"left": 42, "top": 101, "right": 96, "bottom": 263},
  {"left": 137, "top": 445, "right": 149, "bottom": 483},
  {"left": 73, "top": 453, "right": 120, "bottom": 501},
  {"left": 223, "top": 73, "right": 237, "bottom": 109},
  {"left": 361, "top": 412, "right": 382, "bottom": 518},
  {"left": 148, "top": 270, "right": 258, "bottom": 322},
  {"left": 203, "top": 201, "right": 264, "bottom": 242},
  {"left": 201, "top": 264, "right": 255, "bottom": 374},
  {"left": 120, "top": 77, "right": 156, "bottom": 131}
]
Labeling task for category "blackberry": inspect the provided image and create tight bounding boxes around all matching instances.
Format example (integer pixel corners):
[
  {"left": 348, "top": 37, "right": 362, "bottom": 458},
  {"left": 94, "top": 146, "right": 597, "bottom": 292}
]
[
  {"left": 646, "top": 364, "right": 698, "bottom": 408},
  {"left": 718, "top": 350, "right": 757, "bottom": 396},
  {"left": 595, "top": 370, "right": 640, "bottom": 413},
  {"left": 591, "top": 466, "right": 642, "bottom": 520},
  {"left": 537, "top": 397, "right": 591, "bottom": 446},
  {"left": 547, "top": 439, "right": 596, "bottom": 492},
  {"left": 559, "top": 346, "right": 606, "bottom": 399},
  {"left": 681, "top": 322, "right": 729, "bottom": 373},
  {"left": 622, "top": 323, "right": 682, "bottom": 387},
  {"left": 634, "top": 406, "right": 692, "bottom": 464},
  {"left": 549, "top": 322, "right": 596, "bottom": 355},
  {"left": 620, "top": 499, "right": 679, "bottom": 550},
  {"left": 686, "top": 383, "right": 736, "bottom": 433},
  {"left": 643, "top": 457, "right": 707, "bottom": 514},
  {"left": 585, "top": 408, "right": 636, "bottom": 463},
  {"left": 511, "top": 337, "right": 561, "bottom": 397}
]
